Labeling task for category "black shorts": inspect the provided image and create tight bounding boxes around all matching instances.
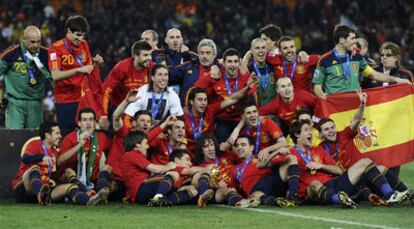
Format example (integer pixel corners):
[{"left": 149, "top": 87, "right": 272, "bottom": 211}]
[
  {"left": 324, "top": 171, "right": 357, "bottom": 195},
  {"left": 108, "top": 180, "right": 126, "bottom": 201},
  {"left": 251, "top": 169, "right": 287, "bottom": 197},
  {"left": 136, "top": 175, "right": 166, "bottom": 203}
]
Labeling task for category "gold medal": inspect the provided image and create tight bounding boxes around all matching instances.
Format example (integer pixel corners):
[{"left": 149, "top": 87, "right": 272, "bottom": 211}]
[{"left": 30, "top": 78, "right": 37, "bottom": 85}]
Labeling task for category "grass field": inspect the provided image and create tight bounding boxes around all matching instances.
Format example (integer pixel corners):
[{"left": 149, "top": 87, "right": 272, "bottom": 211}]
[{"left": 1, "top": 162, "right": 414, "bottom": 229}]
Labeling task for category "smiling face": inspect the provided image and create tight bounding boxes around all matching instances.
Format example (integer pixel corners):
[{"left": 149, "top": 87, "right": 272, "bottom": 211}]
[
  {"left": 201, "top": 138, "right": 216, "bottom": 161},
  {"left": 235, "top": 137, "right": 254, "bottom": 160},
  {"left": 168, "top": 120, "right": 186, "bottom": 143},
  {"left": 151, "top": 67, "right": 169, "bottom": 92},
  {"left": 251, "top": 39, "right": 267, "bottom": 64},
  {"left": 66, "top": 28, "right": 86, "bottom": 46},
  {"left": 224, "top": 55, "right": 239, "bottom": 78},
  {"left": 133, "top": 49, "right": 152, "bottom": 69},
  {"left": 243, "top": 105, "right": 259, "bottom": 128},
  {"left": 319, "top": 121, "right": 337, "bottom": 142},
  {"left": 134, "top": 114, "right": 151, "bottom": 133},
  {"left": 45, "top": 126, "right": 62, "bottom": 147},
  {"left": 279, "top": 40, "right": 297, "bottom": 63}
]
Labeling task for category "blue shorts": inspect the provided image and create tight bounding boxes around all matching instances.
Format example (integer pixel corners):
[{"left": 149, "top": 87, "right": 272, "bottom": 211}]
[
  {"left": 136, "top": 175, "right": 166, "bottom": 203},
  {"left": 56, "top": 102, "right": 79, "bottom": 130},
  {"left": 251, "top": 169, "right": 287, "bottom": 197},
  {"left": 324, "top": 171, "right": 357, "bottom": 195}
]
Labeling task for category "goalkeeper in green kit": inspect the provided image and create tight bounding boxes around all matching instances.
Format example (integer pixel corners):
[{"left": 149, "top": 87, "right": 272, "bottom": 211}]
[{"left": 0, "top": 25, "right": 51, "bottom": 129}]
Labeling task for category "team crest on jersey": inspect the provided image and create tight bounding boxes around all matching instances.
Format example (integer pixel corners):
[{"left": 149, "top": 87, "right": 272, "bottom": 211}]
[
  {"left": 262, "top": 135, "right": 270, "bottom": 144},
  {"left": 297, "top": 65, "right": 304, "bottom": 74},
  {"left": 312, "top": 155, "right": 321, "bottom": 163},
  {"left": 82, "top": 52, "right": 87, "bottom": 62},
  {"left": 332, "top": 60, "right": 338, "bottom": 65},
  {"left": 352, "top": 63, "right": 358, "bottom": 71},
  {"left": 354, "top": 120, "right": 379, "bottom": 152},
  {"left": 50, "top": 53, "right": 57, "bottom": 61}
]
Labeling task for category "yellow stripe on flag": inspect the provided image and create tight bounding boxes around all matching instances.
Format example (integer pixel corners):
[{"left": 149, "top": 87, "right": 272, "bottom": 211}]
[{"left": 329, "top": 94, "right": 414, "bottom": 154}]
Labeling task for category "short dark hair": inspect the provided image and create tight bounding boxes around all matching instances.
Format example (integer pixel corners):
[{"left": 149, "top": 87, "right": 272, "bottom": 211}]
[
  {"left": 133, "top": 110, "right": 152, "bottom": 121},
  {"left": 277, "top": 36, "right": 294, "bottom": 48},
  {"left": 236, "top": 134, "right": 255, "bottom": 146},
  {"left": 188, "top": 87, "right": 207, "bottom": 103},
  {"left": 296, "top": 108, "right": 313, "bottom": 120},
  {"left": 39, "top": 121, "right": 59, "bottom": 140},
  {"left": 131, "top": 40, "right": 152, "bottom": 56},
  {"left": 289, "top": 120, "right": 312, "bottom": 144},
  {"left": 194, "top": 134, "right": 221, "bottom": 165},
  {"left": 148, "top": 64, "right": 168, "bottom": 91},
  {"left": 259, "top": 24, "right": 283, "bottom": 42},
  {"left": 124, "top": 130, "right": 147, "bottom": 152},
  {"left": 223, "top": 48, "right": 240, "bottom": 62},
  {"left": 316, "top": 118, "right": 334, "bottom": 132},
  {"left": 78, "top": 108, "right": 96, "bottom": 122},
  {"left": 333, "top": 25, "right": 355, "bottom": 44},
  {"left": 169, "top": 149, "right": 189, "bottom": 162},
  {"left": 65, "top": 15, "right": 89, "bottom": 33},
  {"left": 241, "top": 101, "right": 257, "bottom": 114},
  {"left": 166, "top": 116, "right": 185, "bottom": 131}
]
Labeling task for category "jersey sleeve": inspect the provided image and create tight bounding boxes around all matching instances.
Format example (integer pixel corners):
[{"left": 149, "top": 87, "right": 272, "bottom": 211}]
[
  {"left": 48, "top": 45, "right": 61, "bottom": 71},
  {"left": 312, "top": 58, "right": 326, "bottom": 85},
  {"left": 266, "top": 118, "right": 284, "bottom": 140},
  {"left": 133, "top": 153, "right": 152, "bottom": 170},
  {"left": 258, "top": 99, "right": 277, "bottom": 115},
  {"left": 102, "top": 64, "right": 124, "bottom": 115}
]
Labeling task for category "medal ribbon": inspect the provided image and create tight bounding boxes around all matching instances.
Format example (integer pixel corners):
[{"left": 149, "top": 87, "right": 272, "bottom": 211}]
[
  {"left": 246, "top": 118, "right": 261, "bottom": 154},
  {"left": 252, "top": 61, "right": 269, "bottom": 91},
  {"left": 236, "top": 155, "right": 253, "bottom": 183},
  {"left": 324, "top": 143, "right": 339, "bottom": 160},
  {"left": 332, "top": 48, "right": 350, "bottom": 80},
  {"left": 63, "top": 38, "right": 84, "bottom": 67},
  {"left": 224, "top": 74, "right": 239, "bottom": 96},
  {"left": 282, "top": 58, "right": 297, "bottom": 80},
  {"left": 189, "top": 110, "right": 203, "bottom": 141}
]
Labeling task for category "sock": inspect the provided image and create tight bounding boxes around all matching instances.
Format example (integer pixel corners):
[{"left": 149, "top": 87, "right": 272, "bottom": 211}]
[
  {"left": 167, "top": 190, "right": 192, "bottom": 204},
  {"left": 67, "top": 184, "right": 89, "bottom": 205},
  {"left": 69, "top": 176, "right": 88, "bottom": 192},
  {"left": 384, "top": 168, "right": 408, "bottom": 192},
  {"left": 363, "top": 163, "right": 393, "bottom": 199},
  {"left": 96, "top": 171, "right": 111, "bottom": 191},
  {"left": 29, "top": 169, "right": 43, "bottom": 196},
  {"left": 286, "top": 165, "right": 300, "bottom": 200},
  {"left": 259, "top": 195, "right": 277, "bottom": 206},
  {"left": 156, "top": 175, "right": 174, "bottom": 196},
  {"left": 317, "top": 186, "right": 339, "bottom": 204},
  {"left": 197, "top": 174, "right": 210, "bottom": 196},
  {"left": 225, "top": 191, "right": 243, "bottom": 206}
]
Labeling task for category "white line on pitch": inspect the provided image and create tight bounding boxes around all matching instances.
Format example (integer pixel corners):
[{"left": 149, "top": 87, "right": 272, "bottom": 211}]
[{"left": 218, "top": 205, "right": 400, "bottom": 229}]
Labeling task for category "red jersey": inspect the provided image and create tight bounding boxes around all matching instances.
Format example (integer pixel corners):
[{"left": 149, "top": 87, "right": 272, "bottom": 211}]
[
  {"left": 195, "top": 71, "right": 251, "bottom": 121},
  {"left": 102, "top": 58, "right": 155, "bottom": 115},
  {"left": 48, "top": 37, "right": 92, "bottom": 103},
  {"left": 200, "top": 151, "right": 239, "bottom": 188},
  {"left": 229, "top": 156, "right": 272, "bottom": 195},
  {"left": 148, "top": 138, "right": 173, "bottom": 165},
  {"left": 259, "top": 89, "right": 318, "bottom": 126},
  {"left": 267, "top": 55, "right": 319, "bottom": 92},
  {"left": 184, "top": 102, "right": 221, "bottom": 153},
  {"left": 121, "top": 150, "right": 151, "bottom": 202},
  {"left": 290, "top": 146, "right": 337, "bottom": 198},
  {"left": 106, "top": 126, "right": 129, "bottom": 181},
  {"left": 59, "top": 130, "right": 111, "bottom": 182},
  {"left": 240, "top": 117, "right": 284, "bottom": 151},
  {"left": 320, "top": 127, "right": 363, "bottom": 170},
  {"left": 12, "top": 139, "right": 58, "bottom": 189}
]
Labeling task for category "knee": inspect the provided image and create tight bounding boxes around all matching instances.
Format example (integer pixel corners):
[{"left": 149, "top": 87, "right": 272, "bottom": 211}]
[
  {"left": 186, "top": 185, "right": 198, "bottom": 198},
  {"left": 64, "top": 168, "right": 76, "bottom": 177},
  {"left": 166, "top": 171, "right": 179, "bottom": 182},
  {"left": 357, "top": 158, "right": 373, "bottom": 168},
  {"left": 377, "top": 165, "right": 386, "bottom": 174},
  {"left": 102, "top": 165, "right": 112, "bottom": 174},
  {"left": 308, "top": 180, "right": 322, "bottom": 192},
  {"left": 286, "top": 154, "right": 298, "bottom": 165}
]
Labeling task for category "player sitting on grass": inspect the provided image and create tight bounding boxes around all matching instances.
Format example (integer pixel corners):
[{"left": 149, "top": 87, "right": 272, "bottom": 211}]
[
  {"left": 12, "top": 122, "right": 107, "bottom": 206},
  {"left": 121, "top": 131, "right": 196, "bottom": 207},
  {"left": 194, "top": 134, "right": 260, "bottom": 208},
  {"left": 231, "top": 135, "right": 300, "bottom": 207},
  {"left": 289, "top": 120, "right": 410, "bottom": 209}
]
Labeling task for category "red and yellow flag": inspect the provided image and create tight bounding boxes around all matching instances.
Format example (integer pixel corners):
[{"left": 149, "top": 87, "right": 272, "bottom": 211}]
[{"left": 315, "top": 84, "right": 414, "bottom": 168}]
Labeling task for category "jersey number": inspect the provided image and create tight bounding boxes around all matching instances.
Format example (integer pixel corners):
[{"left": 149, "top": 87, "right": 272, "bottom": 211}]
[
  {"left": 13, "top": 62, "right": 27, "bottom": 74},
  {"left": 61, "top": 55, "right": 75, "bottom": 65}
]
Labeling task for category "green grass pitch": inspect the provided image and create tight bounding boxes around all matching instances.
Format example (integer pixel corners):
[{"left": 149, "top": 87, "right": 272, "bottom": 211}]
[{"left": 1, "top": 162, "right": 414, "bottom": 229}]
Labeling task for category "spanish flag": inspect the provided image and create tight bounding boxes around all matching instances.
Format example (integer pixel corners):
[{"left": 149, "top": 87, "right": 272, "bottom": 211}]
[{"left": 314, "top": 84, "right": 414, "bottom": 168}]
